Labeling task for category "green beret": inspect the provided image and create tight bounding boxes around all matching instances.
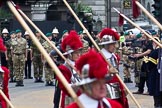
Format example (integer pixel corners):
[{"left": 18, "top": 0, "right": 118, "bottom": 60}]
[
  {"left": 62, "top": 30, "right": 68, "bottom": 35},
  {"left": 136, "top": 33, "right": 142, "bottom": 38},
  {"left": 151, "top": 31, "right": 157, "bottom": 35},
  {"left": 124, "top": 32, "right": 129, "bottom": 36},
  {"left": 15, "top": 29, "right": 21, "bottom": 33},
  {"left": 46, "top": 33, "right": 52, "bottom": 37},
  {"left": 10, "top": 31, "right": 15, "bottom": 35},
  {"left": 78, "top": 31, "right": 83, "bottom": 35}
]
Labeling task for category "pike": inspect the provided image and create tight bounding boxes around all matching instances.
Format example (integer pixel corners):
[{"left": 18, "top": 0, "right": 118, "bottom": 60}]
[
  {"left": 113, "top": 7, "right": 162, "bottom": 48},
  {"left": 7, "top": 1, "right": 84, "bottom": 108},
  {"left": 10, "top": 1, "right": 80, "bottom": 75},
  {"left": 62, "top": 0, "right": 141, "bottom": 108},
  {"left": 0, "top": 90, "right": 15, "bottom": 108}
]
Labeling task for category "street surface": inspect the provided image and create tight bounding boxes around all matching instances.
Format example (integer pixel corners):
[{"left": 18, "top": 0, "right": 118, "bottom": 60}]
[{"left": 8, "top": 65, "right": 154, "bottom": 108}]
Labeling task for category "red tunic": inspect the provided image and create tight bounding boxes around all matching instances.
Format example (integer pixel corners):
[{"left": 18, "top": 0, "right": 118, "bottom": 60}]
[{"left": 0, "top": 66, "right": 10, "bottom": 108}]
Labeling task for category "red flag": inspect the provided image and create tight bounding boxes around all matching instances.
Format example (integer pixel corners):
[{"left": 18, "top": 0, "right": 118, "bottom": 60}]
[
  {"left": 118, "top": 14, "right": 124, "bottom": 26},
  {"left": 0, "top": 1, "right": 4, "bottom": 7},
  {"left": 15, "top": 4, "right": 21, "bottom": 10},
  {"left": 132, "top": 0, "right": 140, "bottom": 18}
]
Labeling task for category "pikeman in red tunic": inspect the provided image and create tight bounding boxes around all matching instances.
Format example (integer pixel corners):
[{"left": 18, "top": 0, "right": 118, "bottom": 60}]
[
  {"left": 98, "top": 28, "right": 129, "bottom": 108},
  {"left": 54, "top": 30, "right": 83, "bottom": 108},
  {"left": 0, "top": 37, "right": 10, "bottom": 108},
  {"left": 66, "top": 49, "right": 123, "bottom": 108}
]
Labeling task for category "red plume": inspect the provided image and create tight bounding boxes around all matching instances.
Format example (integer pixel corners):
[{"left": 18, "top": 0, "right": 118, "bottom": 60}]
[
  {"left": 75, "top": 49, "right": 108, "bottom": 79},
  {"left": 61, "top": 30, "right": 83, "bottom": 52},
  {"left": 99, "top": 28, "right": 120, "bottom": 40},
  {"left": 0, "top": 38, "right": 6, "bottom": 52},
  {"left": 132, "top": 0, "right": 140, "bottom": 18}
]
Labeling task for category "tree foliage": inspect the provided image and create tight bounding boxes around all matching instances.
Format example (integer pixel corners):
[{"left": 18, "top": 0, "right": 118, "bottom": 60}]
[{"left": 0, "top": 9, "right": 12, "bottom": 19}]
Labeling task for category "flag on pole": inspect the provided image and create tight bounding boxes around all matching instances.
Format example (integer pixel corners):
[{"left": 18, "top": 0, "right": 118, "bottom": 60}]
[
  {"left": 118, "top": 14, "right": 124, "bottom": 26},
  {"left": 132, "top": 0, "right": 140, "bottom": 18},
  {"left": 15, "top": 4, "right": 21, "bottom": 10}
]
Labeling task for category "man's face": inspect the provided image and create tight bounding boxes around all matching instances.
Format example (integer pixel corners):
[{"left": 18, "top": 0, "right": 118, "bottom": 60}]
[
  {"left": 35, "top": 32, "right": 41, "bottom": 38},
  {"left": 53, "top": 33, "right": 58, "bottom": 37},
  {"left": 89, "top": 79, "right": 107, "bottom": 100},
  {"left": 48, "top": 36, "right": 52, "bottom": 40},
  {"left": 10, "top": 34, "right": 15, "bottom": 39},
  {"left": 71, "top": 50, "right": 81, "bottom": 61},
  {"left": 2, "top": 33, "right": 8, "bottom": 37},
  {"left": 79, "top": 34, "right": 84, "bottom": 39},
  {"left": 25, "top": 35, "right": 30, "bottom": 39},
  {"left": 16, "top": 32, "right": 22, "bottom": 38},
  {"left": 105, "top": 43, "right": 116, "bottom": 53}
]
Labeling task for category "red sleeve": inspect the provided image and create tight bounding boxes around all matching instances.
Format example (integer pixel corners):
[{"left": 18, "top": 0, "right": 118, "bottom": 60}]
[
  {"left": 66, "top": 102, "right": 79, "bottom": 108},
  {"left": 56, "top": 65, "right": 72, "bottom": 96}
]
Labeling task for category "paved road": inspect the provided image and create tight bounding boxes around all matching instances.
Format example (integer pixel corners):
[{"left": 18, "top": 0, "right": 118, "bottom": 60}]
[{"left": 8, "top": 65, "right": 154, "bottom": 108}]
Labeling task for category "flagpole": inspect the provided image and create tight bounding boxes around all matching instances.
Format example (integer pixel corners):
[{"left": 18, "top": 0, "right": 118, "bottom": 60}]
[
  {"left": 113, "top": 7, "right": 162, "bottom": 48},
  {"left": 63, "top": 0, "right": 141, "bottom": 108},
  {"left": 135, "top": 1, "right": 162, "bottom": 31},
  {"left": 11, "top": 1, "right": 80, "bottom": 75},
  {"left": 7, "top": 1, "right": 84, "bottom": 108}
]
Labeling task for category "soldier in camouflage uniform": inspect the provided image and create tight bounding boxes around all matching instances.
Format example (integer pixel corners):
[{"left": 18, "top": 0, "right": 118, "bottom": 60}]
[
  {"left": 42, "top": 33, "right": 55, "bottom": 86},
  {"left": 121, "top": 32, "right": 133, "bottom": 83},
  {"left": 31, "top": 31, "right": 44, "bottom": 83},
  {"left": 11, "top": 29, "right": 27, "bottom": 86},
  {"left": 122, "top": 44, "right": 133, "bottom": 83},
  {"left": 6, "top": 31, "right": 16, "bottom": 82}
]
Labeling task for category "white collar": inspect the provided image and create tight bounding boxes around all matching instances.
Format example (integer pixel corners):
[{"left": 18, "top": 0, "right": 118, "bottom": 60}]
[
  {"left": 79, "top": 93, "right": 111, "bottom": 108},
  {"left": 65, "top": 59, "right": 75, "bottom": 66},
  {"left": 101, "top": 48, "right": 113, "bottom": 59}
]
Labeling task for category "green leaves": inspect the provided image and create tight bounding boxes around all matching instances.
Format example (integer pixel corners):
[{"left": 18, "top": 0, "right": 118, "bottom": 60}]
[
  {"left": 0, "top": 9, "right": 12, "bottom": 19},
  {"left": 76, "top": 3, "right": 92, "bottom": 14}
]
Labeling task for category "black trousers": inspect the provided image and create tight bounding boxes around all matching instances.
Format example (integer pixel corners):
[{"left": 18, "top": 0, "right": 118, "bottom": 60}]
[
  {"left": 53, "top": 81, "right": 61, "bottom": 108},
  {"left": 138, "top": 62, "right": 149, "bottom": 93},
  {"left": 138, "top": 76, "right": 149, "bottom": 93},
  {"left": 153, "top": 92, "right": 162, "bottom": 107},
  {"left": 1, "top": 56, "right": 8, "bottom": 67},
  {"left": 25, "top": 59, "right": 32, "bottom": 78}
]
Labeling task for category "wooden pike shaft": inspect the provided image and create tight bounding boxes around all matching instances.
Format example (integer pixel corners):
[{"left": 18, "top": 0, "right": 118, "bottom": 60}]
[{"left": 0, "top": 90, "right": 15, "bottom": 108}]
